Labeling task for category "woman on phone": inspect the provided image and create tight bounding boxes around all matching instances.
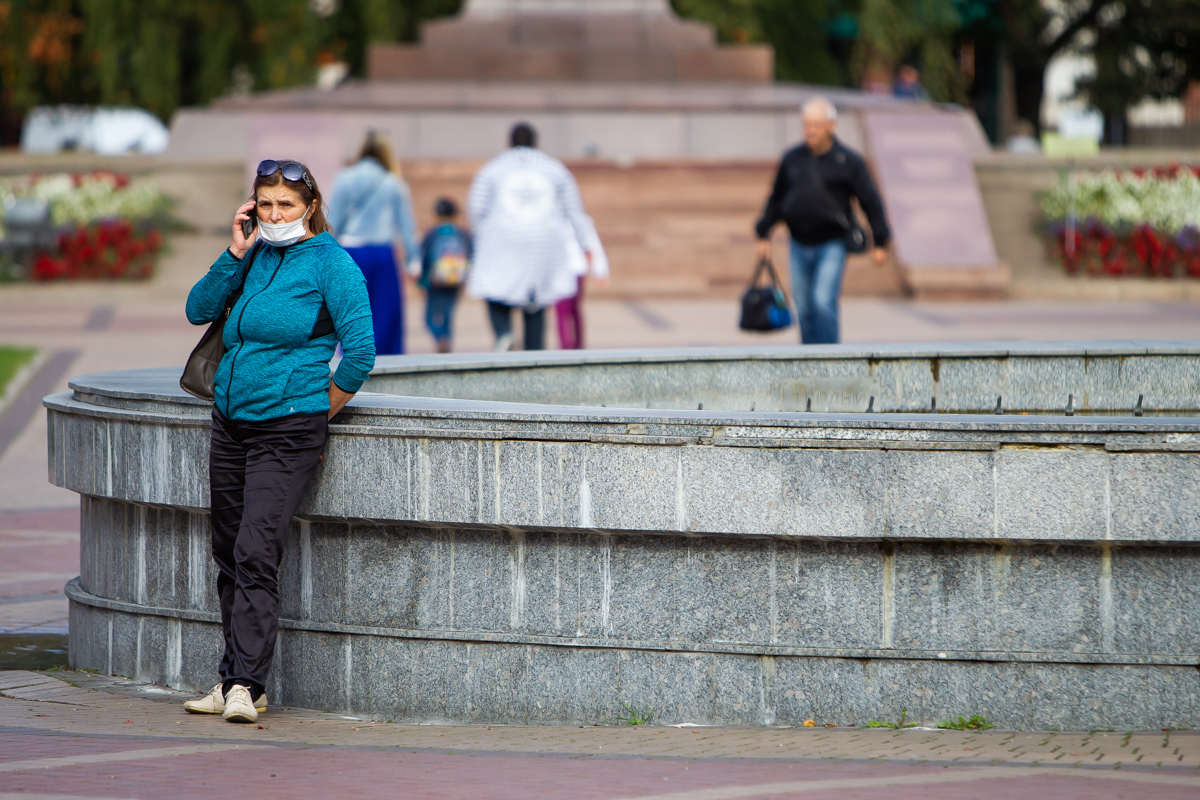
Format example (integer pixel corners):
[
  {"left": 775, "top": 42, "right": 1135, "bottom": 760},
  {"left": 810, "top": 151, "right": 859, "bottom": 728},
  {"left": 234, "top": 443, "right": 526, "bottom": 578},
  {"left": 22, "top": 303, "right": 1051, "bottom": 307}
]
[{"left": 181, "top": 160, "right": 375, "bottom": 723}]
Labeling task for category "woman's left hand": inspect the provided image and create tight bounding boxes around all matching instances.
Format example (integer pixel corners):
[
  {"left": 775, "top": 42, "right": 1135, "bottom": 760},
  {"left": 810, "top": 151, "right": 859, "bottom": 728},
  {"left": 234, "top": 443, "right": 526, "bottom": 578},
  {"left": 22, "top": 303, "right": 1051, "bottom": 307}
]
[{"left": 328, "top": 381, "right": 355, "bottom": 420}]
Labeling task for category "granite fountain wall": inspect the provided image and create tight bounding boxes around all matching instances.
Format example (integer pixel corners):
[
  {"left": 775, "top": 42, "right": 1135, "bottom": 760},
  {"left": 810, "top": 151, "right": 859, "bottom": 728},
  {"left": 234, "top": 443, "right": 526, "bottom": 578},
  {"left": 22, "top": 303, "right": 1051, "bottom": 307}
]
[{"left": 48, "top": 342, "right": 1200, "bottom": 729}]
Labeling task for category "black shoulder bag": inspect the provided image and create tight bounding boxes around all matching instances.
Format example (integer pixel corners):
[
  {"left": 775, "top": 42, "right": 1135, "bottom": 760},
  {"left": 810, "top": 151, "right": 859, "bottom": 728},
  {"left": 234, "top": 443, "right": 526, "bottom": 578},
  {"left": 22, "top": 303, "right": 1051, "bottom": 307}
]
[
  {"left": 180, "top": 244, "right": 260, "bottom": 401},
  {"left": 803, "top": 153, "right": 868, "bottom": 254}
]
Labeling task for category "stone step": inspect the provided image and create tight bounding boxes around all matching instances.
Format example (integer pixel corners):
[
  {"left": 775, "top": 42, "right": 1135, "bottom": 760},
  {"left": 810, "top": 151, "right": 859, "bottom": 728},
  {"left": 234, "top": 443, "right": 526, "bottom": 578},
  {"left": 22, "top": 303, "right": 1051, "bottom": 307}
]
[{"left": 403, "top": 160, "right": 906, "bottom": 299}]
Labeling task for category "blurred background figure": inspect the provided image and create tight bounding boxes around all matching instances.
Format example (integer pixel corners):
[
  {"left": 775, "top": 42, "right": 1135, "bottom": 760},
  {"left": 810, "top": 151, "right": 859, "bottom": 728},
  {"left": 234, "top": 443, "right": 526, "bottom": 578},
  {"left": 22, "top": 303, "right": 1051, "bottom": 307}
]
[
  {"left": 328, "top": 131, "right": 419, "bottom": 355},
  {"left": 892, "top": 65, "right": 928, "bottom": 101},
  {"left": 467, "top": 123, "right": 595, "bottom": 351},
  {"left": 410, "top": 197, "right": 472, "bottom": 353},
  {"left": 555, "top": 216, "right": 608, "bottom": 350},
  {"left": 755, "top": 97, "right": 890, "bottom": 345}
]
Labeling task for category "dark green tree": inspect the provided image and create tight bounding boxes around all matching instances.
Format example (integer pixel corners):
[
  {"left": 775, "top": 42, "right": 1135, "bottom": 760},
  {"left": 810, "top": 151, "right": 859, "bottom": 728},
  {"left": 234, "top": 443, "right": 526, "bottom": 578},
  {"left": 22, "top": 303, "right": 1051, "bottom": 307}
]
[{"left": 0, "top": 0, "right": 463, "bottom": 144}]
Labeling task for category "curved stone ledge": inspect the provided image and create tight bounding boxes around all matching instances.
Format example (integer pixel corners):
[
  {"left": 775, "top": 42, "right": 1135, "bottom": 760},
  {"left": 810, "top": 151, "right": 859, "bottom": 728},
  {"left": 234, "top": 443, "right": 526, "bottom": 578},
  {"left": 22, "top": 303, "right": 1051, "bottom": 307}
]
[
  {"left": 66, "top": 581, "right": 1200, "bottom": 730},
  {"left": 49, "top": 343, "right": 1200, "bottom": 728},
  {"left": 63, "top": 578, "right": 1200, "bottom": 668}
]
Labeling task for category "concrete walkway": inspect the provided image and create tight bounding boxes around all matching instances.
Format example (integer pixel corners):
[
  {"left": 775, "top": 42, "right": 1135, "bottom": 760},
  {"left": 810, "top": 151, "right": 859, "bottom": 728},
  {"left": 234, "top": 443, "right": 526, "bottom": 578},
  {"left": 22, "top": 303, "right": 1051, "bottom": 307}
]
[{"left": 1, "top": 670, "right": 1198, "bottom": 799}]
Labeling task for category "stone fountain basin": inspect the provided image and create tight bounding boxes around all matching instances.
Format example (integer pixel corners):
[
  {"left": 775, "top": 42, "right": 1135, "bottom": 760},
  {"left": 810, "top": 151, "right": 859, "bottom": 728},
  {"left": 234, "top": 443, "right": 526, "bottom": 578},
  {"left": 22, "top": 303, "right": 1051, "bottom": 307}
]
[{"left": 47, "top": 341, "right": 1200, "bottom": 729}]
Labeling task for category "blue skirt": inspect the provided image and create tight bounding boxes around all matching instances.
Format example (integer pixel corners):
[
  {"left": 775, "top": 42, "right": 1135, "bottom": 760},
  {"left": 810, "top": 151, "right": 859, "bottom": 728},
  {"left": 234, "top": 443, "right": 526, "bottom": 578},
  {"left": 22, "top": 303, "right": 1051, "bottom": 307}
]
[{"left": 344, "top": 245, "right": 403, "bottom": 355}]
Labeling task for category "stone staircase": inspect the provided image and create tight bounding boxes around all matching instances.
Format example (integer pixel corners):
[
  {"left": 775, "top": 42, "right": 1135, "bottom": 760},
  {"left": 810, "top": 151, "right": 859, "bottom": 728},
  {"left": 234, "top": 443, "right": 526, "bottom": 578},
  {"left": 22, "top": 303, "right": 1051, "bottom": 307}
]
[{"left": 404, "top": 159, "right": 907, "bottom": 299}]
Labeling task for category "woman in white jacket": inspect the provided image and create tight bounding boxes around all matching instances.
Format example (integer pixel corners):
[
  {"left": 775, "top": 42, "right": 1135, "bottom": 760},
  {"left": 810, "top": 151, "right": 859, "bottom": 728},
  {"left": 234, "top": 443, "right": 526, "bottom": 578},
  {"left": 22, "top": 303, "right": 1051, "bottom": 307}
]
[{"left": 467, "top": 123, "right": 598, "bottom": 351}]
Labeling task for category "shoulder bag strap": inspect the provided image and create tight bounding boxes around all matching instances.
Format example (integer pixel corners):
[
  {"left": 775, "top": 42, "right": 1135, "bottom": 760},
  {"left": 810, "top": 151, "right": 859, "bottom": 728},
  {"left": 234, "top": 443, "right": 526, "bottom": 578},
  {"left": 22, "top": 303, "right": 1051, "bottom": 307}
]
[{"left": 802, "top": 151, "right": 853, "bottom": 233}]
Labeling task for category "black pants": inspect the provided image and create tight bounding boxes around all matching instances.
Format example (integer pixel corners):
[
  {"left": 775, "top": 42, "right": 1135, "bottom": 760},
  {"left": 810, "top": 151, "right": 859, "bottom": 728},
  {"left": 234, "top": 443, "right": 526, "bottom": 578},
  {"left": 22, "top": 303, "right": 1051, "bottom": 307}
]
[
  {"left": 487, "top": 300, "right": 545, "bottom": 350},
  {"left": 209, "top": 409, "right": 327, "bottom": 701}
]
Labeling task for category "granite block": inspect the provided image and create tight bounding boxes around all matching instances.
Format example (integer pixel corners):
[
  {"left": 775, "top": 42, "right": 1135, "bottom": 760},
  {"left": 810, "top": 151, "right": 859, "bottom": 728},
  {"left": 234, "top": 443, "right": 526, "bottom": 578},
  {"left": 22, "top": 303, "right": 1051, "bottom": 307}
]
[
  {"left": 615, "top": 649, "right": 764, "bottom": 725},
  {"left": 585, "top": 444, "right": 681, "bottom": 532},
  {"left": 1110, "top": 453, "right": 1200, "bottom": 542},
  {"left": 67, "top": 601, "right": 108, "bottom": 674},
  {"left": 870, "top": 358, "right": 935, "bottom": 412},
  {"left": 781, "top": 448, "right": 885, "bottom": 538},
  {"left": 603, "top": 534, "right": 681, "bottom": 640},
  {"left": 443, "top": 641, "right": 531, "bottom": 724},
  {"left": 131, "top": 614, "right": 170, "bottom": 686},
  {"left": 996, "top": 449, "right": 1108, "bottom": 541},
  {"left": 774, "top": 540, "right": 884, "bottom": 649},
  {"left": 184, "top": 510, "right": 216, "bottom": 612},
  {"left": 935, "top": 357, "right": 1005, "bottom": 412},
  {"left": 495, "top": 441, "right": 549, "bottom": 527},
  {"left": 178, "top": 620, "right": 224, "bottom": 692},
  {"left": 684, "top": 447, "right": 781, "bottom": 535},
  {"left": 773, "top": 656, "right": 876, "bottom": 724},
  {"left": 519, "top": 530, "right": 587, "bottom": 637},
  {"left": 350, "top": 635, "right": 449, "bottom": 722},
  {"left": 307, "top": 434, "right": 411, "bottom": 520},
  {"left": 140, "top": 505, "right": 190, "bottom": 609},
  {"left": 674, "top": 537, "right": 773, "bottom": 644},
  {"left": 890, "top": 543, "right": 1103, "bottom": 654},
  {"left": 1111, "top": 546, "right": 1200, "bottom": 655},
  {"left": 1108, "top": 355, "right": 1200, "bottom": 413},
  {"left": 885, "top": 450, "right": 994, "bottom": 539},
  {"left": 525, "top": 645, "right": 621, "bottom": 724},
  {"left": 1001, "top": 357, "right": 1086, "bottom": 411},
  {"left": 274, "top": 629, "right": 349, "bottom": 714},
  {"left": 424, "top": 437, "right": 485, "bottom": 524}
]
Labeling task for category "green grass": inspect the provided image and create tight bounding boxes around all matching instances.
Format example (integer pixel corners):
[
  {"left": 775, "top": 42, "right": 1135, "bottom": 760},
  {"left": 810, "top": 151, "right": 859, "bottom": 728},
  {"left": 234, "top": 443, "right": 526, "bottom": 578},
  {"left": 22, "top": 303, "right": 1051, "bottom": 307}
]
[
  {"left": 866, "top": 708, "right": 918, "bottom": 729},
  {"left": 938, "top": 715, "right": 995, "bottom": 731},
  {"left": 613, "top": 702, "right": 655, "bottom": 726},
  {"left": 0, "top": 347, "right": 37, "bottom": 399}
]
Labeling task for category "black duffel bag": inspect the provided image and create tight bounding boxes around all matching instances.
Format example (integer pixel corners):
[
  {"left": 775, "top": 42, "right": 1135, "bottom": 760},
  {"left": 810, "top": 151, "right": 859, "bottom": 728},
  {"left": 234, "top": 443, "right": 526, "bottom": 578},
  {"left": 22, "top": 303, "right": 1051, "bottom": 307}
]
[{"left": 739, "top": 257, "right": 793, "bottom": 332}]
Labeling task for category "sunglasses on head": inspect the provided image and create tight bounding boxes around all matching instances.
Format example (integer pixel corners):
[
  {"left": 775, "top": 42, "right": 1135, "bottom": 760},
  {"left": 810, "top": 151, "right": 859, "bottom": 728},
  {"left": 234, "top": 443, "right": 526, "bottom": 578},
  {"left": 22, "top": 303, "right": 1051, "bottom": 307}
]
[{"left": 256, "top": 160, "right": 313, "bottom": 190}]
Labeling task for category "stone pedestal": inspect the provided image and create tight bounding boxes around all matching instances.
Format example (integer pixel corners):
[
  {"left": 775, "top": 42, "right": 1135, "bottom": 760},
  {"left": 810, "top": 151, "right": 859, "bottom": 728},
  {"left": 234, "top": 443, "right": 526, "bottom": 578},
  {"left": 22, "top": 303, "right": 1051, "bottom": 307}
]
[
  {"left": 369, "top": 0, "right": 772, "bottom": 83},
  {"left": 48, "top": 342, "right": 1200, "bottom": 729}
]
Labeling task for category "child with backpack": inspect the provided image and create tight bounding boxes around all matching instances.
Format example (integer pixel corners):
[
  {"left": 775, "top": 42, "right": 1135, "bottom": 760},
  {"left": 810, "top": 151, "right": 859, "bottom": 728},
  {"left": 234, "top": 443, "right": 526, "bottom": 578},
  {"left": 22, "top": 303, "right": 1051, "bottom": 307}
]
[{"left": 410, "top": 198, "right": 472, "bottom": 353}]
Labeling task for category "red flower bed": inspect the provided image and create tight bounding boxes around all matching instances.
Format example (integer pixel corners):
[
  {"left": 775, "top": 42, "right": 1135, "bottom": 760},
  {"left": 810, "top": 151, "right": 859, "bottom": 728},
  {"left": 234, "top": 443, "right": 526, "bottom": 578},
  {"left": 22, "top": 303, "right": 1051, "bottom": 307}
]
[
  {"left": 1049, "top": 219, "right": 1200, "bottom": 278},
  {"left": 32, "top": 220, "right": 162, "bottom": 281}
]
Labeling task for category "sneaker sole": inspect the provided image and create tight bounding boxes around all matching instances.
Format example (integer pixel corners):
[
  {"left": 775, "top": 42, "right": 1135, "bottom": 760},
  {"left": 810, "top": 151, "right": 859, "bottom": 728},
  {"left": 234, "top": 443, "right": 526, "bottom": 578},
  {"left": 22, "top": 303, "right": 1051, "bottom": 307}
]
[
  {"left": 223, "top": 711, "right": 258, "bottom": 723},
  {"left": 184, "top": 703, "right": 267, "bottom": 715}
]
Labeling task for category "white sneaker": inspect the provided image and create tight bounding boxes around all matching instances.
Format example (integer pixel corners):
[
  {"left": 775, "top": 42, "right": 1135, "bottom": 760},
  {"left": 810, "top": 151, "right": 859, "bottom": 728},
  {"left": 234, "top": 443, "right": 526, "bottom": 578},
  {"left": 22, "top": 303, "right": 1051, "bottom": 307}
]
[
  {"left": 222, "top": 684, "right": 258, "bottom": 723},
  {"left": 494, "top": 332, "right": 515, "bottom": 352},
  {"left": 184, "top": 683, "right": 267, "bottom": 715}
]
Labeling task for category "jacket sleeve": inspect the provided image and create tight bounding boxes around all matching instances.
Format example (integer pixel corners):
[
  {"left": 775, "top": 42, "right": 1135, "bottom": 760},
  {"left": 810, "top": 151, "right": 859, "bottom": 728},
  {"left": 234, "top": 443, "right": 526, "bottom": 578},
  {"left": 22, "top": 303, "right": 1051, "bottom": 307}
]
[
  {"left": 755, "top": 153, "right": 792, "bottom": 240},
  {"left": 392, "top": 179, "right": 420, "bottom": 262},
  {"left": 322, "top": 251, "right": 376, "bottom": 393},
  {"left": 557, "top": 166, "right": 594, "bottom": 252},
  {"left": 850, "top": 155, "right": 891, "bottom": 248},
  {"left": 185, "top": 248, "right": 245, "bottom": 325},
  {"left": 326, "top": 172, "right": 350, "bottom": 237},
  {"left": 466, "top": 164, "right": 494, "bottom": 227}
]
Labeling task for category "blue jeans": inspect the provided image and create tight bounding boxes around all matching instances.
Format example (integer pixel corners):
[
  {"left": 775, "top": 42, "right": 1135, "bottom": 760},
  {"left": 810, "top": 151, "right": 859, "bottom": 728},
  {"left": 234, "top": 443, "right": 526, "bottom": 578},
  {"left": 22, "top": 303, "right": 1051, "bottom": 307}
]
[
  {"left": 424, "top": 287, "right": 459, "bottom": 343},
  {"left": 790, "top": 238, "right": 847, "bottom": 344}
]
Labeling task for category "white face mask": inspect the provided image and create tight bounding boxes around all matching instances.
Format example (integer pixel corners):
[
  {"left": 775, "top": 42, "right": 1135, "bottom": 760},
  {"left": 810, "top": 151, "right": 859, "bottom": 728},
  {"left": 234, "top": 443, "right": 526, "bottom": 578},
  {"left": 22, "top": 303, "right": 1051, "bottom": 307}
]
[{"left": 257, "top": 207, "right": 309, "bottom": 247}]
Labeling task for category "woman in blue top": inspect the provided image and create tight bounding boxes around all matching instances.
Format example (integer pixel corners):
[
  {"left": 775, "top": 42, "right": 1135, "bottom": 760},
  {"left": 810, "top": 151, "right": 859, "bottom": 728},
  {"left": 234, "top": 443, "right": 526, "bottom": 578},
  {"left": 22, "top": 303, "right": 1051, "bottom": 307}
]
[
  {"left": 181, "top": 160, "right": 375, "bottom": 724},
  {"left": 327, "top": 132, "right": 419, "bottom": 355}
]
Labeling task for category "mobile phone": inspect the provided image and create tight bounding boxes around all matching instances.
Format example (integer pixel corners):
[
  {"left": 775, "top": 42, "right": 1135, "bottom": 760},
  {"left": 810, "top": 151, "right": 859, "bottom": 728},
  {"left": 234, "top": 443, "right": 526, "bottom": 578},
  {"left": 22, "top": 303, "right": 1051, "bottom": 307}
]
[{"left": 240, "top": 205, "right": 257, "bottom": 239}]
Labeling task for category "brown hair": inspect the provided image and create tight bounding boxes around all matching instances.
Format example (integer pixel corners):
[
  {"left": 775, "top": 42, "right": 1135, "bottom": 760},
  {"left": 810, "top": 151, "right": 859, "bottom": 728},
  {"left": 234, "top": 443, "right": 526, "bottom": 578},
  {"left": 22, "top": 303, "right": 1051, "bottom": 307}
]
[
  {"left": 251, "top": 160, "right": 332, "bottom": 235},
  {"left": 358, "top": 131, "right": 401, "bottom": 178}
]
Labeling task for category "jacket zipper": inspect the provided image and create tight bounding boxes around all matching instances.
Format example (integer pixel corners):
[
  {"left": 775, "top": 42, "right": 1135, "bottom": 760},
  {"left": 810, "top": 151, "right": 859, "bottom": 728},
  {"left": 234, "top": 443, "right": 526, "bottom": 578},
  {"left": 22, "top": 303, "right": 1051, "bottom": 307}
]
[{"left": 223, "top": 249, "right": 287, "bottom": 418}]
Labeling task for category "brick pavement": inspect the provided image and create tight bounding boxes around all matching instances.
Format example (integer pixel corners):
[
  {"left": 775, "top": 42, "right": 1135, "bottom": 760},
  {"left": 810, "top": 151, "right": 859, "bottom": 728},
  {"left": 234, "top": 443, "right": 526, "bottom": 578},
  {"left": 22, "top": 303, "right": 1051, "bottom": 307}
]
[{"left": 0, "top": 670, "right": 1197, "bottom": 799}]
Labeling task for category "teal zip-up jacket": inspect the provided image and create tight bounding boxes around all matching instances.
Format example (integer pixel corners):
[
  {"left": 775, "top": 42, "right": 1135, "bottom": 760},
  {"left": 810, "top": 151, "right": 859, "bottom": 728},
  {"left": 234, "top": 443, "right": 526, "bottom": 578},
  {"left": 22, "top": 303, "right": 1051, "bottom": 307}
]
[{"left": 185, "top": 233, "right": 375, "bottom": 421}]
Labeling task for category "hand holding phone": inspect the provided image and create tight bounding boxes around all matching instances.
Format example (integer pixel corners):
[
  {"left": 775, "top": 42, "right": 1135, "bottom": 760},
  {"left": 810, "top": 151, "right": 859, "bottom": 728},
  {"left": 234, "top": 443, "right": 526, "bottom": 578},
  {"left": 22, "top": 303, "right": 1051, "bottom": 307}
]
[{"left": 231, "top": 200, "right": 258, "bottom": 258}]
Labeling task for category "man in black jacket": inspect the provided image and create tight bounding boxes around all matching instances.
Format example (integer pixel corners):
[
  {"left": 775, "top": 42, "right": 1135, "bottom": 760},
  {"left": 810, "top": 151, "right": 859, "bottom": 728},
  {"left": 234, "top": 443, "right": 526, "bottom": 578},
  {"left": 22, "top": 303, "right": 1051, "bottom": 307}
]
[{"left": 755, "top": 97, "right": 891, "bottom": 344}]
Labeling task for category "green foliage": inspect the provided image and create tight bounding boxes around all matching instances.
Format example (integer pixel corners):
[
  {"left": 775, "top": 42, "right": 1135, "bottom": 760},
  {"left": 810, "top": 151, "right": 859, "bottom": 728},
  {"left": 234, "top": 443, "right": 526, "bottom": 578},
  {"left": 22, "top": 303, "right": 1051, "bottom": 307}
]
[
  {"left": 855, "top": 0, "right": 963, "bottom": 101},
  {"left": 938, "top": 715, "right": 994, "bottom": 730},
  {"left": 672, "top": 0, "right": 851, "bottom": 86},
  {"left": 865, "top": 707, "right": 918, "bottom": 729},
  {"left": 0, "top": 346, "right": 36, "bottom": 398},
  {"left": 614, "top": 702, "right": 654, "bottom": 726},
  {"left": 0, "top": 0, "right": 464, "bottom": 133}
]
